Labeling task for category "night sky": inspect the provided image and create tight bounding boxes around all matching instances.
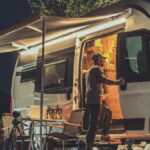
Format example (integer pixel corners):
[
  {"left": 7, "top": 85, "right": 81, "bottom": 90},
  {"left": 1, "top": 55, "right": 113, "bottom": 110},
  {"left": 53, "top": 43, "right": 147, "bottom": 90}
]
[
  {"left": 0, "top": 0, "right": 31, "bottom": 115},
  {"left": 0, "top": 0, "right": 31, "bottom": 31}
]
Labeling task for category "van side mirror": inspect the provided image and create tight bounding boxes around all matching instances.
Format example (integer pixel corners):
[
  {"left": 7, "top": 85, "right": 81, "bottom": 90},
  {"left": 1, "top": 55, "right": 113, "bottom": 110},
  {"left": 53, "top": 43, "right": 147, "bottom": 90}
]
[{"left": 120, "top": 79, "right": 127, "bottom": 91}]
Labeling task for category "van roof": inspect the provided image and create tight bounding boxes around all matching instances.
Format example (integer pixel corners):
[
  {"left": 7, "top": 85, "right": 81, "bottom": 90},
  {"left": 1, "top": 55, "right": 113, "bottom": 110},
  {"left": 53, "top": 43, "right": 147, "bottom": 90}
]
[
  {"left": 0, "top": 0, "right": 150, "bottom": 53},
  {"left": 85, "top": 0, "right": 150, "bottom": 17}
]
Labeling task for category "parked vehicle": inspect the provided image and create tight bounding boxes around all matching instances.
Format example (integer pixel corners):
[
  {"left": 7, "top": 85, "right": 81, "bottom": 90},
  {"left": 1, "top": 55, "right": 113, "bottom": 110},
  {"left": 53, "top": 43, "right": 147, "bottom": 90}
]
[{"left": 0, "top": 0, "right": 150, "bottom": 140}]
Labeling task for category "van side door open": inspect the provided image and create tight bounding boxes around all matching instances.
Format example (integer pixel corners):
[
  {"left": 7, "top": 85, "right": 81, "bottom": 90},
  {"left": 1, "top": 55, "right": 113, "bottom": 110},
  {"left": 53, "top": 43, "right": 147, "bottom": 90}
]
[{"left": 117, "top": 30, "right": 150, "bottom": 132}]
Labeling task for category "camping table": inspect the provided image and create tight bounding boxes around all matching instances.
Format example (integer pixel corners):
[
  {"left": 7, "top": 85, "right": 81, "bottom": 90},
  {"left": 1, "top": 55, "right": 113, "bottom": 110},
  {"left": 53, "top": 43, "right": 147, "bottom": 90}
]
[
  {"left": 22, "top": 117, "right": 65, "bottom": 149},
  {"left": 22, "top": 117, "right": 65, "bottom": 135}
]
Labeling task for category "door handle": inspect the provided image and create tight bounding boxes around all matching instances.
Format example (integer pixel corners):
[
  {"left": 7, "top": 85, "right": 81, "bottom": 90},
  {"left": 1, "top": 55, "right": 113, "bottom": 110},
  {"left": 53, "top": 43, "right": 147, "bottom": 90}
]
[{"left": 120, "top": 79, "right": 127, "bottom": 91}]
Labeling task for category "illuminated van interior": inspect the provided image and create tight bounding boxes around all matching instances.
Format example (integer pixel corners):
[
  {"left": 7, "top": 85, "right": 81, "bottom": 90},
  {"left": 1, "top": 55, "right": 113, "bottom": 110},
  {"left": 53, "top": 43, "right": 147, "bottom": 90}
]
[{"left": 82, "top": 33, "right": 123, "bottom": 120}]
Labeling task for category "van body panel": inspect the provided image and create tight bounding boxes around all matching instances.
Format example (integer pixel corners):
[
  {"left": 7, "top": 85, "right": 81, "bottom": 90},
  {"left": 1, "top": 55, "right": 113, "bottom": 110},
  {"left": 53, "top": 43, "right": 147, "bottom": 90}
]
[
  {"left": 13, "top": 77, "right": 34, "bottom": 109},
  {"left": 117, "top": 27, "right": 150, "bottom": 133},
  {"left": 120, "top": 82, "right": 150, "bottom": 133},
  {"left": 125, "top": 9, "right": 150, "bottom": 32}
]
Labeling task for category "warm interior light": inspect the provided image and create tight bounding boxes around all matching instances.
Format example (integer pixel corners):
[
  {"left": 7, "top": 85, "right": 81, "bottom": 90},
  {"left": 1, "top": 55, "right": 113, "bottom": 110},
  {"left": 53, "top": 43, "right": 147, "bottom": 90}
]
[{"left": 82, "top": 33, "right": 123, "bottom": 119}]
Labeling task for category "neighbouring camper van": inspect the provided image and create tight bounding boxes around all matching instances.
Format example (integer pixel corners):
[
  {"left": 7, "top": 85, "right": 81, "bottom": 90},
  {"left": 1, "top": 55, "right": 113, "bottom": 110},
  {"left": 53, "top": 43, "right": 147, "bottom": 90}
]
[{"left": 0, "top": 0, "right": 150, "bottom": 140}]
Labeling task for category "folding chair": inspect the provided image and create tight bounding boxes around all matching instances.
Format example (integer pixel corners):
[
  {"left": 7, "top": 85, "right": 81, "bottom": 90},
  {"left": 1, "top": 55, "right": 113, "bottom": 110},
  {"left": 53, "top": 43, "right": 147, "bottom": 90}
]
[
  {"left": 1, "top": 113, "right": 13, "bottom": 142},
  {"left": 46, "top": 109, "right": 85, "bottom": 150}
]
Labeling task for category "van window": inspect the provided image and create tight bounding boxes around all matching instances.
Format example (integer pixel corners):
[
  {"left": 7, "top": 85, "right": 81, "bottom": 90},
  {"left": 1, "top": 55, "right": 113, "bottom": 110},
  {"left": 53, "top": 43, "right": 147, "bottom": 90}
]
[
  {"left": 44, "top": 59, "right": 67, "bottom": 89},
  {"left": 35, "top": 47, "right": 74, "bottom": 94},
  {"left": 125, "top": 36, "right": 149, "bottom": 74},
  {"left": 117, "top": 30, "right": 150, "bottom": 82}
]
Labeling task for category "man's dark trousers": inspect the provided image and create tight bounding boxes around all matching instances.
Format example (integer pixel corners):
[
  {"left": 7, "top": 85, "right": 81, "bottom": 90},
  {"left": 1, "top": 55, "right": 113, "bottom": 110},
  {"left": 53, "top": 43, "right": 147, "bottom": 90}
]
[{"left": 86, "top": 104, "right": 100, "bottom": 147}]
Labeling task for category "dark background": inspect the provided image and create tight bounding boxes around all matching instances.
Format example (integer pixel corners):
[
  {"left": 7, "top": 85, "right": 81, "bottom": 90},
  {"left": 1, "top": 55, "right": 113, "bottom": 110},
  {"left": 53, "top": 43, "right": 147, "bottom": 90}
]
[
  {"left": 0, "top": 0, "right": 30, "bottom": 115},
  {"left": 0, "top": 0, "right": 31, "bottom": 31}
]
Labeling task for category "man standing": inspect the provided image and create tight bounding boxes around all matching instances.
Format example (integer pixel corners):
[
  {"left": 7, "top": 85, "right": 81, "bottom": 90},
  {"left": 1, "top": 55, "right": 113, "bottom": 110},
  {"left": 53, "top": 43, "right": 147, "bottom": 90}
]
[{"left": 85, "top": 53, "right": 124, "bottom": 150}]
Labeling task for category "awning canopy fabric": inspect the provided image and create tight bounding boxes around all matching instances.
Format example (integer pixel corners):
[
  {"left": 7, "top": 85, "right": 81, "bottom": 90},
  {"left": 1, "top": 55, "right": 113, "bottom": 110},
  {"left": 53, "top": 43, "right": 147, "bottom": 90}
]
[{"left": 0, "top": 13, "right": 123, "bottom": 53}]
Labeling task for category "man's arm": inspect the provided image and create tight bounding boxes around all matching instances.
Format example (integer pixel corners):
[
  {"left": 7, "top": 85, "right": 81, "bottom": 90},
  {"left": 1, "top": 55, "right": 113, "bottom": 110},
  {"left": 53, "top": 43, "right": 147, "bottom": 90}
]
[
  {"left": 97, "top": 67, "right": 124, "bottom": 85},
  {"left": 101, "top": 75, "right": 119, "bottom": 85}
]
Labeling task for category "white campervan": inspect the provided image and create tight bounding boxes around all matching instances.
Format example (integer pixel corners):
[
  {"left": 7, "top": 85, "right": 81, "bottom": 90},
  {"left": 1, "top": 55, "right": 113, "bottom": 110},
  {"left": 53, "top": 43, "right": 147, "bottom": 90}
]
[{"left": 0, "top": 0, "right": 149, "bottom": 140}]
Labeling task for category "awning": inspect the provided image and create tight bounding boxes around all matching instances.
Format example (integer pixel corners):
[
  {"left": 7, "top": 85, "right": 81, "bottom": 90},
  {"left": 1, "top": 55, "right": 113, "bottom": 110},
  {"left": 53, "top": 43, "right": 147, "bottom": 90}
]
[{"left": 0, "top": 12, "right": 124, "bottom": 53}]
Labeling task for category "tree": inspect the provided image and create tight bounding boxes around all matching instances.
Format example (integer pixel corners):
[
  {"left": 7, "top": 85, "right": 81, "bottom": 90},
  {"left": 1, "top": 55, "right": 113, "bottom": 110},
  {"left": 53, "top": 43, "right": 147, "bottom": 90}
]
[
  {"left": 28, "top": 0, "right": 121, "bottom": 17},
  {"left": 28, "top": 0, "right": 67, "bottom": 16},
  {"left": 65, "top": 0, "right": 120, "bottom": 16}
]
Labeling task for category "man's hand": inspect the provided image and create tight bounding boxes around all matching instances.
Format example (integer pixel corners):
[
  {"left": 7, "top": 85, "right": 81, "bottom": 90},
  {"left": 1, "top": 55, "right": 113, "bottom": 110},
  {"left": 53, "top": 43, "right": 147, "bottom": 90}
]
[{"left": 118, "top": 78, "right": 125, "bottom": 85}]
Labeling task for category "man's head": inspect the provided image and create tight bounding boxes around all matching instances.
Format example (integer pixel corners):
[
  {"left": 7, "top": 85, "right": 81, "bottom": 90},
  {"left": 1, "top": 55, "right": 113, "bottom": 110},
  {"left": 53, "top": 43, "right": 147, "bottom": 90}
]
[{"left": 92, "top": 53, "right": 106, "bottom": 66}]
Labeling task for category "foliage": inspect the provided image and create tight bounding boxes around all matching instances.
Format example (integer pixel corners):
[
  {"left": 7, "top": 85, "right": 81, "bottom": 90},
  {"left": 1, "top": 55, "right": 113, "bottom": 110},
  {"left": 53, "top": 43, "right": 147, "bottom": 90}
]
[
  {"left": 66, "top": 0, "right": 121, "bottom": 16},
  {"left": 28, "top": 0, "right": 67, "bottom": 16},
  {"left": 28, "top": 0, "right": 121, "bottom": 17}
]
